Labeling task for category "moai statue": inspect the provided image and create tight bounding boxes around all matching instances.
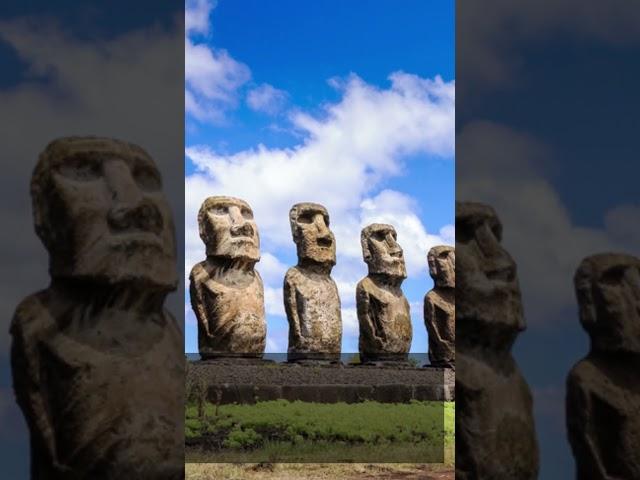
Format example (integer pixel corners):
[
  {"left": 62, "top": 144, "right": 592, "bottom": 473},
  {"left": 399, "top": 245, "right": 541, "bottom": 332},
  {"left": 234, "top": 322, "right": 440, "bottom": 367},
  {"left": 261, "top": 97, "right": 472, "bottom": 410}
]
[
  {"left": 455, "top": 201, "right": 538, "bottom": 480},
  {"left": 424, "top": 245, "right": 455, "bottom": 368},
  {"left": 284, "top": 202, "right": 342, "bottom": 362},
  {"left": 357, "top": 223, "right": 412, "bottom": 364},
  {"left": 10, "top": 137, "right": 183, "bottom": 479},
  {"left": 567, "top": 253, "right": 640, "bottom": 479},
  {"left": 190, "top": 196, "right": 266, "bottom": 358}
]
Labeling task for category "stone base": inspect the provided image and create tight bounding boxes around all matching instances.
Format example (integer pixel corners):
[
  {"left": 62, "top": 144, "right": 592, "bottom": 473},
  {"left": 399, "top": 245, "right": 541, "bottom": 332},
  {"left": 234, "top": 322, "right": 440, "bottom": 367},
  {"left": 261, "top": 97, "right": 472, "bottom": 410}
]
[
  {"left": 197, "top": 357, "right": 274, "bottom": 365},
  {"left": 424, "top": 363, "right": 455, "bottom": 370},
  {"left": 360, "top": 353, "right": 410, "bottom": 364},
  {"left": 286, "top": 352, "right": 342, "bottom": 364},
  {"left": 187, "top": 361, "right": 454, "bottom": 404}
]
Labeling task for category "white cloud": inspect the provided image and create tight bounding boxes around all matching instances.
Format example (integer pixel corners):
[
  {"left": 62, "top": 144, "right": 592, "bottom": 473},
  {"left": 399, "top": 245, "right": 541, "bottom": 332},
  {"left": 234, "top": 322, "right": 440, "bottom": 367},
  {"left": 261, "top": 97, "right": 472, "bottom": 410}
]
[
  {"left": 457, "top": 120, "right": 634, "bottom": 325},
  {"left": 185, "top": 0, "right": 251, "bottom": 122},
  {"left": 186, "top": 0, "right": 215, "bottom": 36},
  {"left": 186, "top": 72, "right": 455, "bottom": 351},
  {"left": 247, "top": 83, "right": 288, "bottom": 115},
  {"left": 459, "top": 0, "right": 640, "bottom": 92},
  {"left": 342, "top": 308, "right": 360, "bottom": 337}
]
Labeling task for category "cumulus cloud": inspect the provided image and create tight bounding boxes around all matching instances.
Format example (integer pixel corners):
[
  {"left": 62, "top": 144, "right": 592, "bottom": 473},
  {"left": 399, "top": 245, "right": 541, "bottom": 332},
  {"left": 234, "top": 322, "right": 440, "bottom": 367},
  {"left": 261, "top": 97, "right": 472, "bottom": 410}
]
[
  {"left": 185, "top": 0, "right": 250, "bottom": 122},
  {"left": 457, "top": 120, "right": 634, "bottom": 325},
  {"left": 459, "top": 0, "right": 640, "bottom": 92},
  {"left": 186, "top": 72, "right": 455, "bottom": 350},
  {"left": 246, "top": 83, "right": 288, "bottom": 115}
]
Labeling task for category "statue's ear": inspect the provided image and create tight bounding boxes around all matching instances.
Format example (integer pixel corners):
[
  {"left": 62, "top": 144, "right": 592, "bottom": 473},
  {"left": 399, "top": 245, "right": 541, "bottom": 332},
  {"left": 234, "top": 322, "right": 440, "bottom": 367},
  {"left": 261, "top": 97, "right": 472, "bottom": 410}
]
[
  {"left": 198, "top": 214, "right": 208, "bottom": 244},
  {"left": 575, "top": 274, "right": 597, "bottom": 331},
  {"left": 361, "top": 237, "right": 371, "bottom": 262}
]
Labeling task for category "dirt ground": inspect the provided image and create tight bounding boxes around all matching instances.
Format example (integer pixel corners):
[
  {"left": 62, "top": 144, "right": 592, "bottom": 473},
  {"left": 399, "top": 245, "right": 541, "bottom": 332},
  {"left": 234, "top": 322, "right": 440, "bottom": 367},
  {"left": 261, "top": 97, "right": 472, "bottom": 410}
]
[{"left": 185, "top": 463, "right": 454, "bottom": 480}]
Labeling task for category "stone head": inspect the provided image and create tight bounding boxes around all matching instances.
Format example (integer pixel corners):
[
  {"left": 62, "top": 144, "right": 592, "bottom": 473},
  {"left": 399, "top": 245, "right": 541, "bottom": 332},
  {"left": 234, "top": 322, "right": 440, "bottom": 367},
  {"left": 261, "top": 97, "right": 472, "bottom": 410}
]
[
  {"left": 198, "top": 196, "right": 260, "bottom": 263},
  {"left": 289, "top": 202, "right": 336, "bottom": 266},
  {"left": 428, "top": 245, "right": 455, "bottom": 288},
  {"left": 361, "top": 223, "right": 407, "bottom": 279},
  {"left": 456, "top": 201, "right": 525, "bottom": 343},
  {"left": 574, "top": 253, "right": 640, "bottom": 354},
  {"left": 31, "top": 137, "right": 177, "bottom": 290}
]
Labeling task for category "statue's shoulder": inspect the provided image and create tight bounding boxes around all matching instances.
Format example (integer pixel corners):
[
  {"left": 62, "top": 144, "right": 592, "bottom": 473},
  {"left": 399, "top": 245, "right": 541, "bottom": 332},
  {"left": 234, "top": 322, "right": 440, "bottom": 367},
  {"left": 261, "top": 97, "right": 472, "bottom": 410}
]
[
  {"left": 425, "top": 289, "right": 450, "bottom": 307},
  {"left": 189, "top": 261, "right": 209, "bottom": 284},
  {"left": 356, "top": 276, "right": 373, "bottom": 295},
  {"left": 425, "top": 289, "right": 438, "bottom": 303},
  {"left": 284, "top": 266, "right": 302, "bottom": 283},
  {"left": 566, "top": 357, "right": 600, "bottom": 393},
  {"left": 11, "top": 290, "right": 54, "bottom": 335}
]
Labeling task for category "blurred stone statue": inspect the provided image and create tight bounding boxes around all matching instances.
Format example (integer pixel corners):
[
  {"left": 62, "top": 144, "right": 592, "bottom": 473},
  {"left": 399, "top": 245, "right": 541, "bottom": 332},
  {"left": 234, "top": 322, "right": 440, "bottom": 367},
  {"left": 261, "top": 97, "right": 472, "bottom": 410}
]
[
  {"left": 424, "top": 245, "right": 455, "bottom": 368},
  {"left": 357, "top": 223, "right": 412, "bottom": 364},
  {"left": 190, "top": 196, "right": 266, "bottom": 358},
  {"left": 284, "top": 202, "right": 342, "bottom": 362},
  {"left": 567, "top": 253, "right": 640, "bottom": 479},
  {"left": 10, "top": 137, "right": 183, "bottom": 479},
  {"left": 456, "top": 201, "right": 539, "bottom": 480}
]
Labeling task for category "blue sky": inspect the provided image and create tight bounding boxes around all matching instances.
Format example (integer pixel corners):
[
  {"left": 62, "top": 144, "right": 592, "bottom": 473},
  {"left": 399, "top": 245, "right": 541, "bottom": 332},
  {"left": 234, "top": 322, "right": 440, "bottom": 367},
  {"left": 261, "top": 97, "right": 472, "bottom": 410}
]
[{"left": 185, "top": 0, "right": 455, "bottom": 354}]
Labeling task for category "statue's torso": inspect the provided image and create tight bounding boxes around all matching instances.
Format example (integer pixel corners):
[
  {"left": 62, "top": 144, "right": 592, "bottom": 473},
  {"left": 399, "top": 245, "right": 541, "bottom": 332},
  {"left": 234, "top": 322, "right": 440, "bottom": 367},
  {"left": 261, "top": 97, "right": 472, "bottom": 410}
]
[
  {"left": 456, "top": 350, "right": 539, "bottom": 480},
  {"left": 425, "top": 289, "right": 455, "bottom": 364},
  {"left": 284, "top": 266, "right": 342, "bottom": 353},
  {"left": 11, "top": 292, "right": 184, "bottom": 479},
  {"left": 567, "top": 357, "right": 640, "bottom": 479},
  {"left": 191, "top": 262, "right": 266, "bottom": 355},
  {"left": 357, "top": 277, "right": 412, "bottom": 355}
]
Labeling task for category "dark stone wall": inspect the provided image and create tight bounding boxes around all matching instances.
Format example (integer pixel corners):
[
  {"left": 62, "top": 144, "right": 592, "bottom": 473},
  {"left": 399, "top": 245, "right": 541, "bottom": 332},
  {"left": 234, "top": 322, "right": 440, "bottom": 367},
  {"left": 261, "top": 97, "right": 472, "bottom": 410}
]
[{"left": 186, "top": 361, "right": 454, "bottom": 404}]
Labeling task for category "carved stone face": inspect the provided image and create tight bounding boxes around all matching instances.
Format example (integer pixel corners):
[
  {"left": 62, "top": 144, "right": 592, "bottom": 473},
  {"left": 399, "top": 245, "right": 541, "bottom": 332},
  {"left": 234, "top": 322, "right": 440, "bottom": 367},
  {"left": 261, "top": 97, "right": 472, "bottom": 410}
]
[
  {"left": 456, "top": 201, "right": 524, "bottom": 336},
  {"left": 574, "top": 253, "right": 640, "bottom": 354},
  {"left": 361, "top": 223, "right": 407, "bottom": 278},
  {"left": 428, "top": 245, "right": 455, "bottom": 288},
  {"left": 198, "top": 196, "right": 260, "bottom": 262},
  {"left": 289, "top": 203, "right": 336, "bottom": 266},
  {"left": 31, "top": 137, "right": 177, "bottom": 289}
]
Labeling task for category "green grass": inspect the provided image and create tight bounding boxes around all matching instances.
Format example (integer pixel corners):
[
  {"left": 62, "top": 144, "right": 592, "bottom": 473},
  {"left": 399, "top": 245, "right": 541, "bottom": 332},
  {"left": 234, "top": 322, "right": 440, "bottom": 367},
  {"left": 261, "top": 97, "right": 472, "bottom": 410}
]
[{"left": 186, "top": 400, "right": 454, "bottom": 463}]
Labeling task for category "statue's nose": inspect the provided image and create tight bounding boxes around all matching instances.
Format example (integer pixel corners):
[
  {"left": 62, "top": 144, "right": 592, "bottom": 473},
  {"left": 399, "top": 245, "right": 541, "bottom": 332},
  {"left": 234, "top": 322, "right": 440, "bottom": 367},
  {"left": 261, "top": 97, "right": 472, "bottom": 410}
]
[
  {"left": 104, "top": 159, "right": 143, "bottom": 209},
  {"left": 386, "top": 233, "right": 402, "bottom": 256}
]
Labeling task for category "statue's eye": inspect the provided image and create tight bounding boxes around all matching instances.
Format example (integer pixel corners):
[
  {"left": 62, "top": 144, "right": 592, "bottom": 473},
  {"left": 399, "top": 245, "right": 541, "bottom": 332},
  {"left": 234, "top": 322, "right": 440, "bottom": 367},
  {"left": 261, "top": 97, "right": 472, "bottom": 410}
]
[
  {"left": 455, "top": 218, "right": 473, "bottom": 244},
  {"left": 210, "top": 206, "right": 228, "bottom": 215},
  {"left": 56, "top": 156, "right": 102, "bottom": 181},
  {"left": 373, "top": 231, "right": 386, "bottom": 241},
  {"left": 133, "top": 165, "right": 161, "bottom": 191},
  {"left": 298, "top": 213, "right": 314, "bottom": 224},
  {"left": 601, "top": 266, "right": 625, "bottom": 285},
  {"left": 241, "top": 208, "right": 253, "bottom": 220}
]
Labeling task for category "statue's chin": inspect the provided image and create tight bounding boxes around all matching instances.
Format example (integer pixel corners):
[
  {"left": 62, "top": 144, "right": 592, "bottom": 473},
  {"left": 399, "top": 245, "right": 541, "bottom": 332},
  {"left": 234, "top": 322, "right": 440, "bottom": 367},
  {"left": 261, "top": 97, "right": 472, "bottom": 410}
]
[{"left": 370, "top": 264, "right": 406, "bottom": 279}]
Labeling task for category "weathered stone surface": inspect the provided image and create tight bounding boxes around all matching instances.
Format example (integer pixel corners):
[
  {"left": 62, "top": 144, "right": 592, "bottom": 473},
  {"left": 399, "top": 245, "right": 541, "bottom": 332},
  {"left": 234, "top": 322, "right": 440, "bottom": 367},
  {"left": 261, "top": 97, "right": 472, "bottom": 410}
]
[
  {"left": 190, "top": 196, "right": 266, "bottom": 358},
  {"left": 424, "top": 245, "right": 455, "bottom": 367},
  {"left": 357, "top": 224, "right": 412, "bottom": 363},
  {"left": 455, "top": 201, "right": 538, "bottom": 480},
  {"left": 284, "top": 203, "right": 342, "bottom": 362},
  {"left": 10, "top": 137, "right": 183, "bottom": 479},
  {"left": 567, "top": 253, "right": 640, "bottom": 479},
  {"left": 187, "top": 361, "right": 453, "bottom": 404}
]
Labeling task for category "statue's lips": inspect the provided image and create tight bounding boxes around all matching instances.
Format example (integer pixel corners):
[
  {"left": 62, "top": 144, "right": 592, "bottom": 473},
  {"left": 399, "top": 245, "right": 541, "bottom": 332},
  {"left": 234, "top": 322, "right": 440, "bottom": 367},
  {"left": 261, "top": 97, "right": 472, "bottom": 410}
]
[
  {"left": 316, "top": 237, "right": 333, "bottom": 247},
  {"left": 486, "top": 265, "right": 516, "bottom": 282},
  {"left": 231, "top": 236, "right": 256, "bottom": 245}
]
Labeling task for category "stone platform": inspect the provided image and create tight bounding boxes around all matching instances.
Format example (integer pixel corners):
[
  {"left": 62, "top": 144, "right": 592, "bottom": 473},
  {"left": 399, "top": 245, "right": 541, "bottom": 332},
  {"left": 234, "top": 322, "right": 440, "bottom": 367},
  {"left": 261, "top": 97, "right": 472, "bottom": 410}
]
[{"left": 186, "top": 360, "right": 454, "bottom": 404}]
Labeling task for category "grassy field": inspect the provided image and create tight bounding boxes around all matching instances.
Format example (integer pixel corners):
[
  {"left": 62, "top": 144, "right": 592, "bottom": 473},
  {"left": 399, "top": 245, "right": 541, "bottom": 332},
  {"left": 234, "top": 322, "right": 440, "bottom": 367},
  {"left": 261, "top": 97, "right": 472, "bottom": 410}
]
[{"left": 185, "top": 400, "right": 454, "bottom": 464}]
